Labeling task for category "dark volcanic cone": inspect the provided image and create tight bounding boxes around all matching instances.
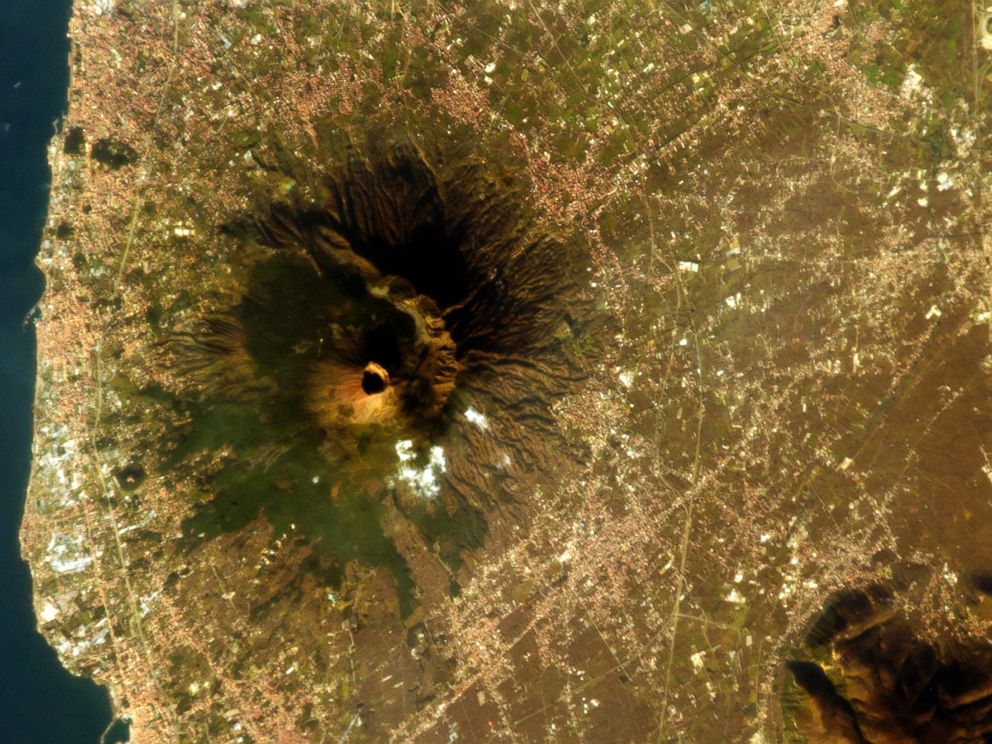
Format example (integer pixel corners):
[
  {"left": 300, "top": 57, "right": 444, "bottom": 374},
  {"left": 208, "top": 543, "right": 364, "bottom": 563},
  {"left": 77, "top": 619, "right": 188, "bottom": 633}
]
[
  {"left": 785, "top": 583, "right": 992, "bottom": 743},
  {"left": 166, "top": 138, "right": 598, "bottom": 608}
]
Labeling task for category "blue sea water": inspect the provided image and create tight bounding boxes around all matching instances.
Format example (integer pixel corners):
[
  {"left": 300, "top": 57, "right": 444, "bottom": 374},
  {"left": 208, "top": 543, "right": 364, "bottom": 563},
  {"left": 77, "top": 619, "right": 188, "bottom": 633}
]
[{"left": 0, "top": 1, "right": 115, "bottom": 741}]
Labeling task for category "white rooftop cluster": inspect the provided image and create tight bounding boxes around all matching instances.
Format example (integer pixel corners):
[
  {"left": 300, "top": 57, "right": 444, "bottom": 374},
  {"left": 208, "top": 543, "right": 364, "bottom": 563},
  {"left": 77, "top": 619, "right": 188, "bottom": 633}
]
[{"left": 46, "top": 532, "right": 93, "bottom": 575}]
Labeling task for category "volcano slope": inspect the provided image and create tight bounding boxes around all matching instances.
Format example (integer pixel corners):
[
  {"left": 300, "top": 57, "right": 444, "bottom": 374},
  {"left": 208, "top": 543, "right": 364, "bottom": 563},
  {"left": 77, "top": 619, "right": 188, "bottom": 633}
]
[
  {"left": 165, "top": 137, "right": 599, "bottom": 614},
  {"left": 25, "top": 0, "right": 992, "bottom": 741}
]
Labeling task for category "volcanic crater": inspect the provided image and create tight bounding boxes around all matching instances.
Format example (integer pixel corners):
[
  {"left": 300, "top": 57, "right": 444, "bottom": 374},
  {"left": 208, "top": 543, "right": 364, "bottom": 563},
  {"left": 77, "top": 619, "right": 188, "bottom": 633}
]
[{"left": 168, "top": 138, "right": 599, "bottom": 604}]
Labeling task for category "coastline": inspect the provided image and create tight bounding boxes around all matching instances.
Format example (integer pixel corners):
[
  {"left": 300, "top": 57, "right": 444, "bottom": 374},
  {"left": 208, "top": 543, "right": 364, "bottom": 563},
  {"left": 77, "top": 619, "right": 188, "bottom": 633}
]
[{"left": 0, "top": 0, "right": 114, "bottom": 741}]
